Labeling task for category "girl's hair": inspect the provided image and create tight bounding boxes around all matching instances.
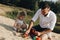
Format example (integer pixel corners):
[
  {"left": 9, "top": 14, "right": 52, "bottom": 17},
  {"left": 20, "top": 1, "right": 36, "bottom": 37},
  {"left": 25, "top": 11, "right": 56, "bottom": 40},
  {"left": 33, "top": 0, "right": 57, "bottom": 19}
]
[{"left": 17, "top": 11, "right": 26, "bottom": 19}]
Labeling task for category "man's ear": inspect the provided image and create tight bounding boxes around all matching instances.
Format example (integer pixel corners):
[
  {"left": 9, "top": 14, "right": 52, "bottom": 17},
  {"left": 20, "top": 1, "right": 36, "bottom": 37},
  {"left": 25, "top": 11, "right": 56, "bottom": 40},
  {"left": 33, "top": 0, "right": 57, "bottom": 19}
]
[{"left": 48, "top": 7, "right": 50, "bottom": 11}]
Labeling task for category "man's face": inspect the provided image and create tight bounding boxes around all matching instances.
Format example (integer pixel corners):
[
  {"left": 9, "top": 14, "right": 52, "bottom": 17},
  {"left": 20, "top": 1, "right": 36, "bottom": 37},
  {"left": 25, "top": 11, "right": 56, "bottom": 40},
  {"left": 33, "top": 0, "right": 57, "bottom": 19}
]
[{"left": 41, "top": 8, "right": 50, "bottom": 15}]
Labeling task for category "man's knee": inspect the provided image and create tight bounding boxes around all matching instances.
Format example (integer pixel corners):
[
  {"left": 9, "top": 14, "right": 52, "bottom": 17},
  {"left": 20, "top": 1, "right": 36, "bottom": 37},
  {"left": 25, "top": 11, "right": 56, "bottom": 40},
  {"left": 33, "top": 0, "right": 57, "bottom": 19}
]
[{"left": 41, "top": 34, "right": 48, "bottom": 40}]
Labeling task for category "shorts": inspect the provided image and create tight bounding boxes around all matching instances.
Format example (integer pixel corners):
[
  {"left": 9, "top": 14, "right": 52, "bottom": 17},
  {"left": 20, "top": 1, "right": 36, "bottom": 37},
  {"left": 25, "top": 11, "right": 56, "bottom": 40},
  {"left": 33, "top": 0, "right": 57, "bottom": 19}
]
[{"left": 32, "top": 25, "right": 48, "bottom": 32}]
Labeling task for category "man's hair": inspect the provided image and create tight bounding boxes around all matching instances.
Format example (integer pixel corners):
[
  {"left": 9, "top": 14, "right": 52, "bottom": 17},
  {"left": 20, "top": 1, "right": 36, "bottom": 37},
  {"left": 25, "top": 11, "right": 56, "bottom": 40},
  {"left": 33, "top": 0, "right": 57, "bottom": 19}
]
[{"left": 40, "top": 2, "right": 50, "bottom": 9}]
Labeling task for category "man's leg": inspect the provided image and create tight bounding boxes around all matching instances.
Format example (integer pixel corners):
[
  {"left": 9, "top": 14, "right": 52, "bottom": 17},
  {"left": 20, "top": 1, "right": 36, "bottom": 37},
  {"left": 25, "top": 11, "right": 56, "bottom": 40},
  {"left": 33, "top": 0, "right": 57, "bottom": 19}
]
[
  {"left": 41, "top": 34, "right": 48, "bottom": 40},
  {"left": 47, "top": 33, "right": 52, "bottom": 40}
]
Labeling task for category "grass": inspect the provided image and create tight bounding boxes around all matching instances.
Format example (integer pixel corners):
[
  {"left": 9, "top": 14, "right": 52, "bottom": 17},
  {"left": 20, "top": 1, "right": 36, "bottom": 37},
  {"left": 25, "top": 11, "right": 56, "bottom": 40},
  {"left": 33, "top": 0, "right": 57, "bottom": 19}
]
[{"left": 5, "top": 10, "right": 18, "bottom": 19}]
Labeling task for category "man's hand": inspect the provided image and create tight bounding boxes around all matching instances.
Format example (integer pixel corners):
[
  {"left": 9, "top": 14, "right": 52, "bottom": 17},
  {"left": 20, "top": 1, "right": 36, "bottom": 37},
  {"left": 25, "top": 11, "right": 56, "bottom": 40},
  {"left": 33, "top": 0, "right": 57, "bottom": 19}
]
[
  {"left": 34, "top": 31, "right": 42, "bottom": 36},
  {"left": 37, "top": 32, "right": 41, "bottom": 36},
  {"left": 25, "top": 29, "right": 30, "bottom": 35},
  {"left": 23, "top": 30, "right": 30, "bottom": 38}
]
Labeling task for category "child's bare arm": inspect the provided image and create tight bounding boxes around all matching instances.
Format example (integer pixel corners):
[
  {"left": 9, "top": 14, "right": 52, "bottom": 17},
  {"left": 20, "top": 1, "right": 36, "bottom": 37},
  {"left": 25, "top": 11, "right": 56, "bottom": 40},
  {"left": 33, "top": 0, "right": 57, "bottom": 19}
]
[
  {"left": 13, "top": 20, "right": 18, "bottom": 27},
  {"left": 20, "top": 21, "right": 26, "bottom": 29},
  {"left": 13, "top": 22, "right": 17, "bottom": 28}
]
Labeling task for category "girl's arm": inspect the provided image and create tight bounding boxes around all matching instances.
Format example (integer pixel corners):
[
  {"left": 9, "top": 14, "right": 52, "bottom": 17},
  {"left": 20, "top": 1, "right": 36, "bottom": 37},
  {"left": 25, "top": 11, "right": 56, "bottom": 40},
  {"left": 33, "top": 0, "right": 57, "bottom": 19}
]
[
  {"left": 13, "top": 19, "right": 18, "bottom": 28},
  {"left": 21, "top": 21, "right": 27, "bottom": 28},
  {"left": 13, "top": 21, "right": 17, "bottom": 28}
]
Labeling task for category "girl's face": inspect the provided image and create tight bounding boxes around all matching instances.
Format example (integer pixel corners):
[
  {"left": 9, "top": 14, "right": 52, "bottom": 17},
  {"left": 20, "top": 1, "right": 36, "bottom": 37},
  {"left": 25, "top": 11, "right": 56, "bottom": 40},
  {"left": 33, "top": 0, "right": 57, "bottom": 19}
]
[{"left": 19, "top": 16, "right": 25, "bottom": 20}]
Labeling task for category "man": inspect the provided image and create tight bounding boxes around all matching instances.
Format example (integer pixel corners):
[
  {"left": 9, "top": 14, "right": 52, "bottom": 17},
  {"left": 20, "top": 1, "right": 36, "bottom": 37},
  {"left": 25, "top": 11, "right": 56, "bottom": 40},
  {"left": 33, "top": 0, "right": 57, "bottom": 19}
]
[{"left": 25, "top": 2, "right": 57, "bottom": 40}]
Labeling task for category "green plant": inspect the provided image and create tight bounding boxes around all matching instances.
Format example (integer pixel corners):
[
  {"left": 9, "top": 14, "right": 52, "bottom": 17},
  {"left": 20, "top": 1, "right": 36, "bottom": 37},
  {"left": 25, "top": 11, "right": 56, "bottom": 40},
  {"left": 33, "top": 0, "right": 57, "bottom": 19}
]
[
  {"left": 6, "top": 10, "right": 18, "bottom": 19},
  {"left": 27, "top": 11, "right": 34, "bottom": 17}
]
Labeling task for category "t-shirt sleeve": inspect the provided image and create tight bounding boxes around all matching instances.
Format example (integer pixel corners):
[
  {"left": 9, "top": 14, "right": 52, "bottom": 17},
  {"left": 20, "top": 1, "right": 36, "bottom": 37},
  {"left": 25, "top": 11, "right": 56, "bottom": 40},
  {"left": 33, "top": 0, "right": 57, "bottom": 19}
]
[
  {"left": 32, "top": 9, "right": 40, "bottom": 22},
  {"left": 48, "top": 14, "right": 57, "bottom": 30}
]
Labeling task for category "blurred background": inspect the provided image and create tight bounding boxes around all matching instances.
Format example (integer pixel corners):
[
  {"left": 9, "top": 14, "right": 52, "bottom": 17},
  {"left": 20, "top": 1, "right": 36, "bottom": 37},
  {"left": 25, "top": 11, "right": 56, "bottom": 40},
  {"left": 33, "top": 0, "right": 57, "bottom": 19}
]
[{"left": 0, "top": 0, "right": 60, "bottom": 34}]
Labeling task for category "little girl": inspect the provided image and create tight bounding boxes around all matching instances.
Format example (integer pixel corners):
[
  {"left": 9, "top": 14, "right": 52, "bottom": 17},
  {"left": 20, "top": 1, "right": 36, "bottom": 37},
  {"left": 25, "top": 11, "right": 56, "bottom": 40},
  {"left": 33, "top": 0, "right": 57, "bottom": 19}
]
[{"left": 14, "top": 11, "right": 27, "bottom": 33}]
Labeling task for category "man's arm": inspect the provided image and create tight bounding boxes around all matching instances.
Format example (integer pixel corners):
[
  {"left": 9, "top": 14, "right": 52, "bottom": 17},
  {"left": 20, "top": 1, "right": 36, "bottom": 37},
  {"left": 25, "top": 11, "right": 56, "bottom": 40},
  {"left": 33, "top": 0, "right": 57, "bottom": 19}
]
[
  {"left": 40, "top": 29, "right": 52, "bottom": 35},
  {"left": 28, "top": 9, "right": 40, "bottom": 30},
  {"left": 35, "top": 28, "right": 52, "bottom": 36},
  {"left": 28, "top": 20, "right": 34, "bottom": 31},
  {"left": 24, "top": 20, "right": 34, "bottom": 34}
]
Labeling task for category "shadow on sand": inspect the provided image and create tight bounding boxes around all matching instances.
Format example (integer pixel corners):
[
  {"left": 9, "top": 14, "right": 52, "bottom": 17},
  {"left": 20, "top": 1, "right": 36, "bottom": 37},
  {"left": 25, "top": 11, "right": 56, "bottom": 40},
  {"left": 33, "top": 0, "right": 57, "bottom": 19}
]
[{"left": 0, "top": 23, "right": 14, "bottom": 32}]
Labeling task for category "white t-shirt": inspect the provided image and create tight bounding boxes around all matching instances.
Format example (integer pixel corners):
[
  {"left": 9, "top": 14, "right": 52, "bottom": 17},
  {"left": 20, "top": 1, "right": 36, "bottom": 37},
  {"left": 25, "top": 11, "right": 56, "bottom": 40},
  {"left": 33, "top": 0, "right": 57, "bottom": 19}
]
[
  {"left": 32, "top": 9, "right": 57, "bottom": 30},
  {"left": 16, "top": 19, "right": 24, "bottom": 25}
]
